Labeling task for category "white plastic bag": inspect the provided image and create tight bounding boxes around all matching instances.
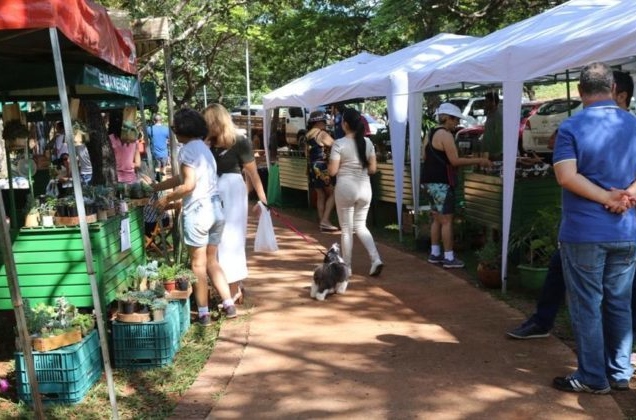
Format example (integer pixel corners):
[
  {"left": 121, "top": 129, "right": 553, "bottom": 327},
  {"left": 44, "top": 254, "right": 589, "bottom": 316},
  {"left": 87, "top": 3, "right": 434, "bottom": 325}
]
[
  {"left": 45, "top": 179, "right": 59, "bottom": 197},
  {"left": 254, "top": 202, "right": 278, "bottom": 252}
]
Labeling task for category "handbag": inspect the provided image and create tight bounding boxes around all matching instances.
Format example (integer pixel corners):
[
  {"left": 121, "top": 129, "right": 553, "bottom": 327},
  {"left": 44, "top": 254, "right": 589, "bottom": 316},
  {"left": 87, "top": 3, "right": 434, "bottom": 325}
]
[{"left": 254, "top": 201, "right": 278, "bottom": 252}]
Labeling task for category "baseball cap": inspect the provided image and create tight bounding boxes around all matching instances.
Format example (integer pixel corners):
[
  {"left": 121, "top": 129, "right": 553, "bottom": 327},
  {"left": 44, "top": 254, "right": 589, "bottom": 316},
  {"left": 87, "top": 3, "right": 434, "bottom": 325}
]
[{"left": 436, "top": 103, "right": 465, "bottom": 120}]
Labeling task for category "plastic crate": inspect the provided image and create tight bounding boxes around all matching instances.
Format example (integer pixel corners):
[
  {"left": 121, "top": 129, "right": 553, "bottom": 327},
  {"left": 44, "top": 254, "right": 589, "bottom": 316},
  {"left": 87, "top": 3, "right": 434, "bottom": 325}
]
[
  {"left": 111, "top": 302, "right": 180, "bottom": 369},
  {"left": 170, "top": 299, "right": 191, "bottom": 337},
  {"left": 15, "top": 330, "right": 103, "bottom": 405}
]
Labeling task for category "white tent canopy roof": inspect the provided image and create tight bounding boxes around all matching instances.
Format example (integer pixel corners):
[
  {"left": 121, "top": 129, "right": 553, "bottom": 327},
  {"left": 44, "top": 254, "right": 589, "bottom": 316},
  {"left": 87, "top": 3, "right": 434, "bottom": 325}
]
[
  {"left": 408, "top": 0, "right": 632, "bottom": 93},
  {"left": 262, "top": 52, "right": 380, "bottom": 110},
  {"left": 295, "top": 33, "right": 478, "bottom": 108},
  {"left": 405, "top": 0, "right": 636, "bottom": 292}
]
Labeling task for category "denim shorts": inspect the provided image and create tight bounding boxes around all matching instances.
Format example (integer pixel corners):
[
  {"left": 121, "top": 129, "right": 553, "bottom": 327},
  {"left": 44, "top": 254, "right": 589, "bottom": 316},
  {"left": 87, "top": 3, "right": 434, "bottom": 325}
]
[{"left": 183, "top": 195, "right": 225, "bottom": 247}]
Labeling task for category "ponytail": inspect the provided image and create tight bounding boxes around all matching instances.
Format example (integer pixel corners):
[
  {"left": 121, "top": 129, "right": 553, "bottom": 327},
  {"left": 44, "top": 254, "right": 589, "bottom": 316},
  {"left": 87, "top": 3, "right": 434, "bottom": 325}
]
[{"left": 342, "top": 108, "right": 368, "bottom": 168}]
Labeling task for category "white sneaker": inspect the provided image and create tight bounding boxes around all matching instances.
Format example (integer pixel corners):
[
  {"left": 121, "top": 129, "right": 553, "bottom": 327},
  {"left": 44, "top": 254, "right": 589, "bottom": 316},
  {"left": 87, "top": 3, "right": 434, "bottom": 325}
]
[{"left": 369, "top": 260, "right": 384, "bottom": 276}]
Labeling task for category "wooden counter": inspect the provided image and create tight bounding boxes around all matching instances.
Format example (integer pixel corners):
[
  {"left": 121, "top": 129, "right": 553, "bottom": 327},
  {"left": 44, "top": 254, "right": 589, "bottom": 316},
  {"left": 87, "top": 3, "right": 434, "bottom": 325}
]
[
  {"left": 463, "top": 172, "right": 561, "bottom": 231},
  {"left": 0, "top": 207, "right": 145, "bottom": 310},
  {"left": 277, "top": 156, "right": 421, "bottom": 207}
]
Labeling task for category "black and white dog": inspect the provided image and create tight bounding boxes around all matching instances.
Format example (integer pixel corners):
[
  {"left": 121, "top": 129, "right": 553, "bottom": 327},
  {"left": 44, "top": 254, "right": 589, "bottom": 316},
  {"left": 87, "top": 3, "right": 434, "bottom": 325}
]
[{"left": 310, "top": 243, "right": 349, "bottom": 300}]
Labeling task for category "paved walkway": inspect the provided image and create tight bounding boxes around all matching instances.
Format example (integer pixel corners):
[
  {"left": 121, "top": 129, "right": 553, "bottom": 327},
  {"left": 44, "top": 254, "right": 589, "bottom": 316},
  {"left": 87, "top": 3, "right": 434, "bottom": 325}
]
[{"left": 171, "top": 213, "right": 624, "bottom": 419}]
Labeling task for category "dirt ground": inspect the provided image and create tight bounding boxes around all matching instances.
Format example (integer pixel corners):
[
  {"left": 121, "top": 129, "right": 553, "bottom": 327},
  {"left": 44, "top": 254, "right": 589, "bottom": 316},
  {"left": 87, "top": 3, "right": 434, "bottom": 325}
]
[{"left": 171, "top": 212, "right": 634, "bottom": 419}]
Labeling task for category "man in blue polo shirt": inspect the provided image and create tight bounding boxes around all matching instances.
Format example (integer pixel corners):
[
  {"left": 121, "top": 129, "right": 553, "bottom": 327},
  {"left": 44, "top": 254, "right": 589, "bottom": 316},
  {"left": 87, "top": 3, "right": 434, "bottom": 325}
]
[
  {"left": 552, "top": 62, "right": 636, "bottom": 394},
  {"left": 147, "top": 114, "right": 170, "bottom": 181}
]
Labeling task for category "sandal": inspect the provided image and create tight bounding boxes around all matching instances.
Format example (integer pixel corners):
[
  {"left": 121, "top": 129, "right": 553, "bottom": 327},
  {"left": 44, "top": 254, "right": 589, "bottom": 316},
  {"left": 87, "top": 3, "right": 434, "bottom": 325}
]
[{"left": 320, "top": 223, "right": 340, "bottom": 232}]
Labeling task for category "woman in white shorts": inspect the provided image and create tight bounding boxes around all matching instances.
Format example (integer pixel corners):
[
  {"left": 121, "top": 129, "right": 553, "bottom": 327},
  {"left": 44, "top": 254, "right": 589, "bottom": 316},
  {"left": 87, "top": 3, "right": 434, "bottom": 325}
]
[{"left": 154, "top": 108, "right": 236, "bottom": 325}]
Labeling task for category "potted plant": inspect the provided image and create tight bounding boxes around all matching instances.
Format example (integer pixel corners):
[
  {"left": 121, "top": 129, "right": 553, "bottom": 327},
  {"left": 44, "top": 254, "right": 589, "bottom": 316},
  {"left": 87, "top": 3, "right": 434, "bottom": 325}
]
[
  {"left": 150, "top": 298, "right": 169, "bottom": 321},
  {"left": 134, "top": 290, "right": 156, "bottom": 314},
  {"left": 39, "top": 196, "right": 57, "bottom": 227},
  {"left": 157, "top": 263, "right": 180, "bottom": 292},
  {"left": 175, "top": 266, "right": 196, "bottom": 291},
  {"left": 474, "top": 240, "right": 502, "bottom": 289},
  {"left": 22, "top": 297, "right": 91, "bottom": 351},
  {"left": 116, "top": 291, "right": 137, "bottom": 314},
  {"left": 71, "top": 313, "right": 95, "bottom": 337},
  {"left": 510, "top": 206, "right": 560, "bottom": 290},
  {"left": 23, "top": 195, "right": 40, "bottom": 228}
]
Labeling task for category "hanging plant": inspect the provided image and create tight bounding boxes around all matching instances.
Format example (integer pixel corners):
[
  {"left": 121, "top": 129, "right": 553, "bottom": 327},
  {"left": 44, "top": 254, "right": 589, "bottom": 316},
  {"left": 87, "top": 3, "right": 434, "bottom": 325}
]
[{"left": 2, "top": 120, "right": 29, "bottom": 149}]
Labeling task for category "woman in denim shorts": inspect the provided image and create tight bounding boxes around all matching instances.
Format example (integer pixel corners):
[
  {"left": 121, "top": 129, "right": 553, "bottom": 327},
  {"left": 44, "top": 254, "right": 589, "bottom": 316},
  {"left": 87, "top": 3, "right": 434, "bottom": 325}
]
[{"left": 154, "top": 108, "right": 237, "bottom": 324}]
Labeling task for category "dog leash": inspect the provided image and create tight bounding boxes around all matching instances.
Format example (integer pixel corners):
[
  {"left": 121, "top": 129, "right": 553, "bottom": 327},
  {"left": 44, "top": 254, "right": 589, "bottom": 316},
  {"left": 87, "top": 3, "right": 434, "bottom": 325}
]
[{"left": 265, "top": 205, "right": 327, "bottom": 256}]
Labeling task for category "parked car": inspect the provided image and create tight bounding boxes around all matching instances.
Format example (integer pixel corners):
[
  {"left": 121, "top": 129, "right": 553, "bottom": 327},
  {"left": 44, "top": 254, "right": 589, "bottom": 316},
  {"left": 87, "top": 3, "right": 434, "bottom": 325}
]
[
  {"left": 363, "top": 113, "right": 386, "bottom": 135},
  {"left": 523, "top": 98, "right": 582, "bottom": 153},
  {"left": 454, "top": 101, "right": 543, "bottom": 155}
]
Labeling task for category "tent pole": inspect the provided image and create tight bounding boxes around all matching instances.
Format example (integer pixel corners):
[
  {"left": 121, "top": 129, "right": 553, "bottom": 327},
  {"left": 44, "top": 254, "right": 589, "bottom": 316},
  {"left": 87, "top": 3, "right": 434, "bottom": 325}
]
[
  {"left": 49, "top": 28, "right": 119, "bottom": 420},
  {"left": 163, "top": 41, "right": 181, "bottom": 264},
  {"left": 138, "top": 76, "right": 154, "bottom": 175},
  {"left": 0, "top": 194, "right": 44, "bottom": 418}
]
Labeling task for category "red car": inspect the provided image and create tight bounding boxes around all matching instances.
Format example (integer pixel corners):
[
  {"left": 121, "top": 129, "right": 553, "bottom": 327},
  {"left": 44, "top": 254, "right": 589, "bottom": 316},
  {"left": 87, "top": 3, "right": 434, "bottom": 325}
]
[{"left": 455, "top": 101, "right": 544, "bottom": 155}]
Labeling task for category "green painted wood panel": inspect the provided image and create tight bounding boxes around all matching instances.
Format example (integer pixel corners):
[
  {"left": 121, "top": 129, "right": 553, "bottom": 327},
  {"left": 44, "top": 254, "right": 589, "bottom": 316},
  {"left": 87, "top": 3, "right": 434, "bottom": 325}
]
[{"left": 0, "top": 208, "right": 145, "bottom": 310}]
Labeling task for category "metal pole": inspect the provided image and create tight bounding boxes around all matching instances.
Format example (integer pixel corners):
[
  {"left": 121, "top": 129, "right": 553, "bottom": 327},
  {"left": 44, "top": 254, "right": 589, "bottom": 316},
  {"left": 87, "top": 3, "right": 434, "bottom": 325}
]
[
  {"left": 49, "top": 28, "right": 119, "bottom": 419},
  {"left": 163, "top": 41, "right": 181, "bottom": 264},
  {"left": 246, "top": 40, "right": 252, "bottom": 144},
  {"left": 138, "top": 76, "right": 154, "bottom": 174}
]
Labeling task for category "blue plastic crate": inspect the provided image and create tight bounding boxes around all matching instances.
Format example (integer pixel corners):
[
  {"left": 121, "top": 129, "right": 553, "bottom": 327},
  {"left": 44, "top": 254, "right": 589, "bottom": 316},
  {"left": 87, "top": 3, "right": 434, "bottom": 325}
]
[
  {"left": 112, "top": 302, "right": 180, "bottom": 369},
  {"left": 170, "top": 299, "right": 191, "bottom": 336},
  {"left": 15, "top": 330, "right": 103, "bottom": 405}
]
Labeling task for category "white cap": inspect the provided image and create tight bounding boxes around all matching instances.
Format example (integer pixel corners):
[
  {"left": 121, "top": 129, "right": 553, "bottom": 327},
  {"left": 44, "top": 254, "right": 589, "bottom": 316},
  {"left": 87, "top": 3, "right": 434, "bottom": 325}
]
[{"left": 436, "top": 103, "right": 465, "bottom": 120}]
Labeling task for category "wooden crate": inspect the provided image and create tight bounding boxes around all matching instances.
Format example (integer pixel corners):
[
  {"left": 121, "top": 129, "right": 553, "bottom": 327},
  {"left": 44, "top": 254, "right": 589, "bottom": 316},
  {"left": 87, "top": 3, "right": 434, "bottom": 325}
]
[
  {"left": 32, "top": 329, "right": 82, "bottom": 352},
  {"left": 54, "top": 214, "right": 97, "bottom": 226}
]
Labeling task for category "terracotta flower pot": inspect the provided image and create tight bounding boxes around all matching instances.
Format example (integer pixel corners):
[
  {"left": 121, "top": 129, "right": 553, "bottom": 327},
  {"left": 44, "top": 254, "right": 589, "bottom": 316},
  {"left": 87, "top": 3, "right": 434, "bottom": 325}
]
[
  {"left": 163, "top": 280, "right": 176, "bottom": 292},
  {"left": 477, "top": 264, "right": 501, "bottom": 289}
]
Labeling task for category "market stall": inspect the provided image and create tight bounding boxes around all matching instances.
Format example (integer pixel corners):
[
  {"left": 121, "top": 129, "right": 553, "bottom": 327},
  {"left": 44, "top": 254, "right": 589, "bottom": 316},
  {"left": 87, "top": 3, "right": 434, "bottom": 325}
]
[
  {"left": 406, "top": 0, "right": 636, "bottom": 290},
  {"left": 263, "top": 35, "right": 477, "bottom": 235},
  {"left": 0, "top": 0, "right": 144, "bottom": 412}
]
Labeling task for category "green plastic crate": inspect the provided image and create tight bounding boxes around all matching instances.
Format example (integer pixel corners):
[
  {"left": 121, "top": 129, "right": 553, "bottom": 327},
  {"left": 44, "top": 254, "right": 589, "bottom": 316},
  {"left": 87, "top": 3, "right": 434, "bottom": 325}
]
[
  {"left": 15, "top": 330, "right": 103, "bottom": 405},
  {"left": 112, "top": 302, "right": 180, "bottom": 369},
  {"left": 170, "top": 299, "right": 191, "bottom": 337}
]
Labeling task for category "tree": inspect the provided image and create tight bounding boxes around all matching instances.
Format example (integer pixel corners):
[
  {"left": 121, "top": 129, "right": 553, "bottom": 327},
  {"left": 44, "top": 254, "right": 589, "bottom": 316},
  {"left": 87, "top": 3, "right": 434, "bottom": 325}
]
[{"left": 97, "top": 0, "right": 569, "bottom": 108}]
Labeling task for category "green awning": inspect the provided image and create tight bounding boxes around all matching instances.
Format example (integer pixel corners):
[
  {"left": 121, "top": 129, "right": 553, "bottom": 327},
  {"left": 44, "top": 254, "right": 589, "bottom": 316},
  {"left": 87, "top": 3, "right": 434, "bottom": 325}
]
[{"left": 0, "top": 63, "right": 142, "bottom": 101}]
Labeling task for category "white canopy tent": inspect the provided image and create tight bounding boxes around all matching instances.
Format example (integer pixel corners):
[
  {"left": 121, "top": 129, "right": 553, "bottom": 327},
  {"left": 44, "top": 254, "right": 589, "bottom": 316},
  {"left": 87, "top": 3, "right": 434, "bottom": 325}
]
[
  {"left": 262, "top": 52, "right": 380, "bottom": 166},
  {"left": 261, "top": 35, "right": 479, "bottom": 232},
  {"left": 406, "top": 0, "right": 636, "bottom": 291}
]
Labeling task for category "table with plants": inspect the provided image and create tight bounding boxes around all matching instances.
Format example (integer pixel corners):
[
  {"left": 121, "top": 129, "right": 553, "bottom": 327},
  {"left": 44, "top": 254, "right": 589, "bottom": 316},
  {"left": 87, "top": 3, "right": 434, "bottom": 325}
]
[{"left": 0, "top": 182, "right": 150, "bottom": 312}]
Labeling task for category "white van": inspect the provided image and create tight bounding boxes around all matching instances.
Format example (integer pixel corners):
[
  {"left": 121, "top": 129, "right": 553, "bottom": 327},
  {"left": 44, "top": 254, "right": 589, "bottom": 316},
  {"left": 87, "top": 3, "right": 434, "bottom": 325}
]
[{"left": 279, "top": 106, "right": 308, "bottom": 147}]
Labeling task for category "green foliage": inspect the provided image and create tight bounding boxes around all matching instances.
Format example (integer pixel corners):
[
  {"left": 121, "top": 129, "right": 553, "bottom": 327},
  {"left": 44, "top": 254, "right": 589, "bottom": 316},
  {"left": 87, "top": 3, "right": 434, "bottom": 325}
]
[
  {"left": 22, "top": 297, "right": 92, "bottom": 337},
  {"left": 509, "top": 206, "right": 560, "bottom": 267},
  {"left": 95, "top": 0, "right": 570, "bottom": 109},
  {"left": 24, "top": 194, "right": 38, "bottom": 215},
  {"left": 157, "top": 263, "right": 181, "bottom": 282},
  {"left": 475, "top": 240, "right": 501, "bottom": 270}
]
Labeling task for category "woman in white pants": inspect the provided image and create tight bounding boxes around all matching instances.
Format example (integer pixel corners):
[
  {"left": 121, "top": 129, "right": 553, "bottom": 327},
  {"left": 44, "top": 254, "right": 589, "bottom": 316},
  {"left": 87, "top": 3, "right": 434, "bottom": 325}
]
[
  {"left": 328, "top": 108, "right": 383, "bottom": 278},
  {"left": 203, "top": 104, "right": 268, "bottom": 303}
]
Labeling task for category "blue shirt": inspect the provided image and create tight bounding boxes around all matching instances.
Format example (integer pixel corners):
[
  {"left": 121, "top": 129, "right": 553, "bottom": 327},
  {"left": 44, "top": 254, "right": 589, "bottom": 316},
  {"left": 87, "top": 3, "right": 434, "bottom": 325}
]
[
  {"left": 147, "top": 124, "right": 170, "bottom": 159},
  {"left": 553, "top": 100, "right": 636, "bottom": 242}
]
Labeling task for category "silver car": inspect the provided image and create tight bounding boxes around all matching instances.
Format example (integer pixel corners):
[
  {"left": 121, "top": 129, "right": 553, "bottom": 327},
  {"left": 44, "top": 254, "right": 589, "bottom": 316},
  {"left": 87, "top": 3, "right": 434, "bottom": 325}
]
[{"left": 524, "top": 98, "right": 582, "bottom": 153}]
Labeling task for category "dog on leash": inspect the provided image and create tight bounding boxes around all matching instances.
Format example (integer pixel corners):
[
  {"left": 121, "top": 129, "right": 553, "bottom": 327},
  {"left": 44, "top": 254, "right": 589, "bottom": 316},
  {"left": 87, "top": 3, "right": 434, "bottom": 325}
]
[{"left": 310, "top": 242, "right": 349, "bottom": 301}]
